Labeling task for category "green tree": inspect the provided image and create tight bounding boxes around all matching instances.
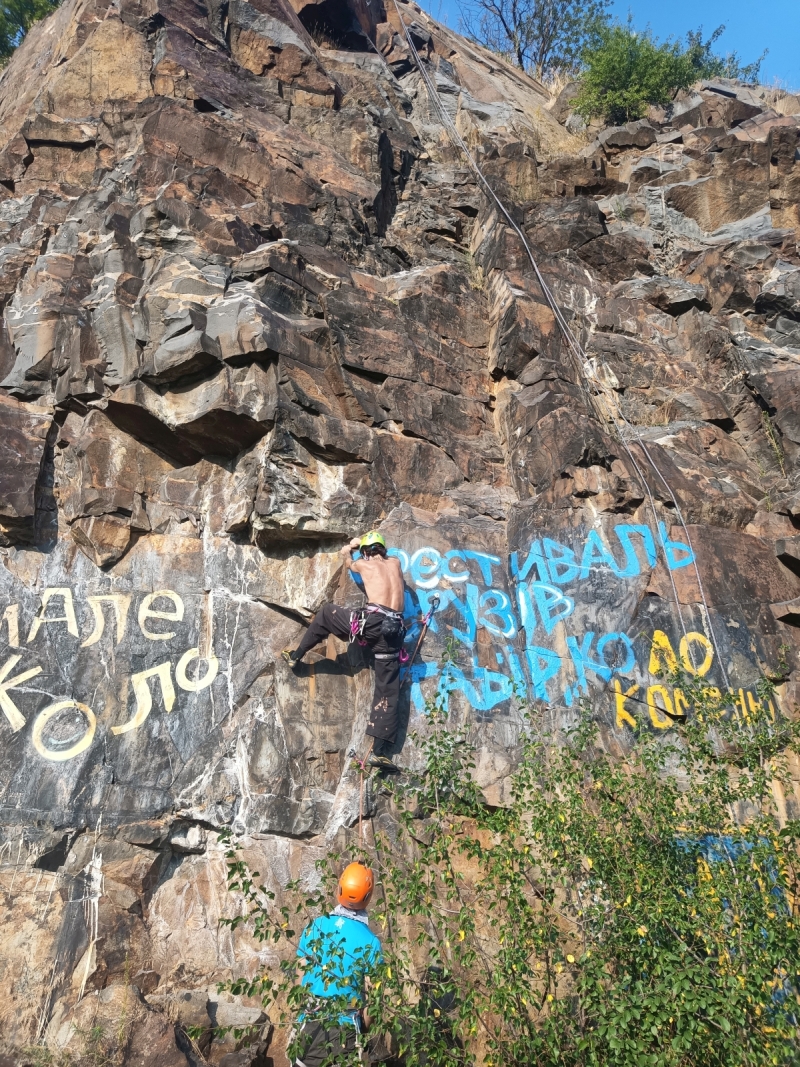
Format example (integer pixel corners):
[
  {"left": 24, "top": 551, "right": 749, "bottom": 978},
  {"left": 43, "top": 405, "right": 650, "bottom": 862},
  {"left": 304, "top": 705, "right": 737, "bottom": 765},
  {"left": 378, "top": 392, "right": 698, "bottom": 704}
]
[
  {"left": 0, "top": 0, "right": 60, "bottom": 63},
  {"left": 574, "top": 21, "right": 768, "bottom": 125},
  {"left": 212, "top": 651, "right": 800, "bottom": 1067},
  {"left": 573, "top": 22, "right": 697, "bottom": 124},
  {"left": 460, "top": 0, "right": 610, "bottom": 80},
  {"left": 684, "top": 25, "right": 767, "bottom": 84}
]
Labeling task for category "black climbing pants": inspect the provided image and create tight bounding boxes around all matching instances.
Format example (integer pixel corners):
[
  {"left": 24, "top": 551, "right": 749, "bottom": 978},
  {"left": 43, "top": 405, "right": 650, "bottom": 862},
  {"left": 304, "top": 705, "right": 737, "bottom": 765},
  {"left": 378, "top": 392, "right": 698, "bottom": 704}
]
[
  {"left": 294, "top": 603, "right": 404, "bottom": 743},
  {"left": 294, "top": 1019, "right": 359, "bottom": 1066}
]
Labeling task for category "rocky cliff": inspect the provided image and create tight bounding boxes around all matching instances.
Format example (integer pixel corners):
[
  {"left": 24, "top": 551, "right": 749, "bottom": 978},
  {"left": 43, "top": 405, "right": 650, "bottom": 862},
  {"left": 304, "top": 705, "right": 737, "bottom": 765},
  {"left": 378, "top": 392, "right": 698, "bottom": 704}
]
[{"left": 1, "top": 0, "right": 800, "bottom": 1061}]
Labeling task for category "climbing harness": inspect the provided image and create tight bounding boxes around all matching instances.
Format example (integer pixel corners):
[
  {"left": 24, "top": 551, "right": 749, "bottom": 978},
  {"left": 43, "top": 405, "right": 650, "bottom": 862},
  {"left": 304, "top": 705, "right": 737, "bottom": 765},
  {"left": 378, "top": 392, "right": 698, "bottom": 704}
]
[
  {"left": 389, "top": 0, "right": 729, "bottom": 688},
  {"left": 349, "top": 604, "right": 406, "bottom": 647},
  {"left": 350, "top": 611, "right": 368, "bottom": 646},
  {"left": 294, "top": 1005, "right": 366, "bottom": 1065}
]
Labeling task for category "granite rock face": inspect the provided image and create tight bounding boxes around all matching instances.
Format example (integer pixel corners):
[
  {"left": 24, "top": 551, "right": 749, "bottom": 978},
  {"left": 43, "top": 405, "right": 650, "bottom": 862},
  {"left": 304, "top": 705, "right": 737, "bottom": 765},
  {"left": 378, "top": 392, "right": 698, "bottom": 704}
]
[{"left": 1, "top": 1, "right": 799, "bottom": 1062}]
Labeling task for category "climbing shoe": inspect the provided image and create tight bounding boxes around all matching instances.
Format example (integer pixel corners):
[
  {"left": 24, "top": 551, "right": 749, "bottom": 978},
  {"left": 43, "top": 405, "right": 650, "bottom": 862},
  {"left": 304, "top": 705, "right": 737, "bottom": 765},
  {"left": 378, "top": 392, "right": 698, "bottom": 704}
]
[
  {"left": 281, "top": 648, "right": 301, "bottom": 667},
  {"left": 367, "top": 753, "right": 401, "bottom": 774}
]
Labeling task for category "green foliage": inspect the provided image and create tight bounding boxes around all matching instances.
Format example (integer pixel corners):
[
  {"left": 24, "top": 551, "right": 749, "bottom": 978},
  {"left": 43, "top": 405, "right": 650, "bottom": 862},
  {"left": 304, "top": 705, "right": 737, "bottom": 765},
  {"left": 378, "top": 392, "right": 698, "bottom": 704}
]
[
  {"left": 573, "top": 22, "right": 697, "bottom": 124},
  {"left": 761, "top": 410, "right": 787, "bottom": 477},
  {"left": 22, "top": 1025, "right": 114, "bottom": 1067},
  {"left": 215, "top": 653, "right": 800, "bottom": 1066},
  {"left": 0, "top": 0, "right": 60, "bottom": 63},
  {"left": 200, "top": 830, "right": 341, "bottom": 1059},
  {"left": 574, "top": 21, "right": 768, "bottom": 124},
  {"left": 684, "top": 25, "right": 767, "bottom": 84},
  {"left": 460, "top": 0, "right": 610, "bottom": 79}
]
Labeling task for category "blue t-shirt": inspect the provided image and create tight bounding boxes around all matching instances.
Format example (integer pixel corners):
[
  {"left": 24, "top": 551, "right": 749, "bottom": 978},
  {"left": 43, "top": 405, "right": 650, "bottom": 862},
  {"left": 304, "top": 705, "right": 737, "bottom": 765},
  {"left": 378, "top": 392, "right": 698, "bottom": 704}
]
[{"left": 298, "top": 912, "right": 383, "bottom": 1022}]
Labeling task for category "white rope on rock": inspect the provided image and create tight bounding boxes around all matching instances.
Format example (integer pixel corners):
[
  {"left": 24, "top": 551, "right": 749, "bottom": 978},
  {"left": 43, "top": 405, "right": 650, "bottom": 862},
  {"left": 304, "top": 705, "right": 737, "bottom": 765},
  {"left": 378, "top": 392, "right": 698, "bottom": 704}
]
[{"left": 389, "top": 0, "right": 730, "bottom": 688}]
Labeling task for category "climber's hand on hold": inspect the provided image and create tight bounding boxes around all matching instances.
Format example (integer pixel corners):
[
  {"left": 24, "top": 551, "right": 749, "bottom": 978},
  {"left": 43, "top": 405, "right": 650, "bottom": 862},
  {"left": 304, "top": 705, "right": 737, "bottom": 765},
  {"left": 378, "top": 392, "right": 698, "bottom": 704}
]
[{"left": 340, "top": 537, "right": 361, "bottom": 561}]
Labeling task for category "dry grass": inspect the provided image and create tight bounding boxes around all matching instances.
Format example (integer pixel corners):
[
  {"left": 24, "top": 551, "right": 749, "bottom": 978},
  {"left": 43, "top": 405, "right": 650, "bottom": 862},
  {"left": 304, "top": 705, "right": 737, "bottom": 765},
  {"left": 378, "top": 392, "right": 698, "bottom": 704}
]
[
  {"left": 752, "top": 79, "right": 800, "bottom": 113},
  {"left": 541, "top": 66, "right": 577, "bottom": 103}
]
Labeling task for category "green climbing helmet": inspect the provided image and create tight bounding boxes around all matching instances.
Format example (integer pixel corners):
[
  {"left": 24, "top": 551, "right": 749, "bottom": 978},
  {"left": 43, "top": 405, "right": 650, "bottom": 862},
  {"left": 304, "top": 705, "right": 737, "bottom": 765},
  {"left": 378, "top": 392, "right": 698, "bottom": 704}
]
[{"left": 359, "top": 531, "right": 387, "bottom": 551}]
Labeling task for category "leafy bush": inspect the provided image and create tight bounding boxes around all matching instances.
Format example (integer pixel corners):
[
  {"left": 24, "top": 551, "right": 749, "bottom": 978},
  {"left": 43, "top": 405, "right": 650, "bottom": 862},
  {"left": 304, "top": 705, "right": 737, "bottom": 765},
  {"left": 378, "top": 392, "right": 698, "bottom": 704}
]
[
  {"left": 214, "top": 649, "right": 800, "bottom": 1066},
  {"left": 684, "top": 25, "right": 767, "bottom": 84},
  {"left": 0, "top": 0, "right": 60, "bottom": 63},
  {"left": 573, "top": 23, "right": 697, "bottom": 124},
  {"left": 574, "top": 21, "right": 769, "bottom": 125}
]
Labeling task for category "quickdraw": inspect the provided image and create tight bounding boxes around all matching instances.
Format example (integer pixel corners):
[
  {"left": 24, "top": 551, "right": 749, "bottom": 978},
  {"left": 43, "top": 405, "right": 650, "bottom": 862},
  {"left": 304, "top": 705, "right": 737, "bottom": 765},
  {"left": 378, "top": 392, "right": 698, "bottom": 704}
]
[
  {"left": 348, "top": 604, "right": 406, "bottom": 647},
  {"left": 349, "top": 610, "right": 368, "bottom": 646}
]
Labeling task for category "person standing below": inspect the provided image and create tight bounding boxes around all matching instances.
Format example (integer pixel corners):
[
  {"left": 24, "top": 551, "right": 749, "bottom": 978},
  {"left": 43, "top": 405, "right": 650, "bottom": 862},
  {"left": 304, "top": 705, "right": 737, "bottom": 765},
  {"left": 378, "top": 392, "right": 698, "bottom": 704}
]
[
  {"left": 283, "top": 532, "right": 406, "bottom": 773},
  {"left": 294, "top": 862, "right": 383, "bottom": 1067}
]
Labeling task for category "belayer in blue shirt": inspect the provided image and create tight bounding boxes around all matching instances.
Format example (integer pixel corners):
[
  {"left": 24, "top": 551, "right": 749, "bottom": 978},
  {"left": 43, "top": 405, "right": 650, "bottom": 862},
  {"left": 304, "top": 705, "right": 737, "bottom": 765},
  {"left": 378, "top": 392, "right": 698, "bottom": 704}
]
[{"left": 294, "top": 862, "right": 383, "bottom": 1067}]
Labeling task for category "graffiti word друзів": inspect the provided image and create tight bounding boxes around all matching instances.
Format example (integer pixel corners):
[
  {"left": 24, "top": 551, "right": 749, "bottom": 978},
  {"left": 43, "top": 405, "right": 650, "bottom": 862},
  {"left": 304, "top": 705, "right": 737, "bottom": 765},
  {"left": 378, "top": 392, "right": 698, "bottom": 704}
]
[
  {"left": 0, "top": 523, "right": 779, "bottom": 763},
  {"left": 388, "top": 523, "right": 777, "bottom": 726}
]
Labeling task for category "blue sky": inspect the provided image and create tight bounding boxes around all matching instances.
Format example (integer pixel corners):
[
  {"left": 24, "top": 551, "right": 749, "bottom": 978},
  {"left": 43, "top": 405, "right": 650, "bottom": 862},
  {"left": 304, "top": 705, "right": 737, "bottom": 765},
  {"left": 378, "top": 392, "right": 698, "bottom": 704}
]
[{"left": 419, "top": 0, "right": 800, "bottom": 90}]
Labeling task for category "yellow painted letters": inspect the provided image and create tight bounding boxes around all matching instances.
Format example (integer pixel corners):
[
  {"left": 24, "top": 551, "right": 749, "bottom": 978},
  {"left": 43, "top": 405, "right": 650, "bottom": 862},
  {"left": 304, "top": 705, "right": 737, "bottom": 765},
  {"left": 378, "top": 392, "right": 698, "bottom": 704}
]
[
  {"left": 2, "top": 604, "right": 20, "bottom": 648},
  {"left": 176, "top": 648, "right": 219, "bottom": 692},
  {"left": 112, "top": 661, "right": 175, "bottom": 735},
  {"left": 32, "top": 700, "right": 96, "bottom": 761},
  {"left": 672, "top": 689, "right": 689, "bottom": 718},
  {"left": 137, "top": 591, "right": 184, "bottom": 641},
  {"left": 81, "top": 594, "right": 132, "bottom": 647},
  {"left": 648, "top": 630, "right": 678, "bottom": 676},
  {"left": 646, "top": 684, "right": 675, "bottom": 729},
  {"left": 614, "top": 679, "right": 638, "bottom": 729},
  {"left": 0, "top": 654, "right": 43, "bottom": 731},
  {"left": 27, "top": 589, "right": 79, "bottom": 643},
  {"left": 679, "top": 632, "right": 713, "bottom": 676}
]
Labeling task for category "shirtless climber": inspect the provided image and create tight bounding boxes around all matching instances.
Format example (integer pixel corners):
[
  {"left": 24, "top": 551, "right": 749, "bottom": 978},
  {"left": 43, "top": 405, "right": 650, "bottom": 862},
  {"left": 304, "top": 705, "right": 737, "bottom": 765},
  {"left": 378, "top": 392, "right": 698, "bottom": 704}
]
[{"left": 283, "top": 532, "right": 406, "bottom": 773}]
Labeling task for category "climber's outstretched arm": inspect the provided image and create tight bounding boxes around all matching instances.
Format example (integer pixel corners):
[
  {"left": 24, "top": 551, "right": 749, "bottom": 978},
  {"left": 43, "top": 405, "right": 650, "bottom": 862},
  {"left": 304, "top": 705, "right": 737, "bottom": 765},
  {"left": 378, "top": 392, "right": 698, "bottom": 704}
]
[{"left": 340, "top": 537, "right": 361, "bottom": 565}]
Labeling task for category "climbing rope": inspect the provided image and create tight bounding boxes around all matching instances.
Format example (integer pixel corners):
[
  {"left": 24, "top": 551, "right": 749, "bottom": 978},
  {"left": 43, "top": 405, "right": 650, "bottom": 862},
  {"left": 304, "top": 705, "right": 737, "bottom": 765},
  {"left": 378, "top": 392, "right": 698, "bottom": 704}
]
[
  {"left": 400, "top": 594, "right": 440, "bottom": 689},
  {"left": 349, "top": 739, "right": 374, "bottom": 845},
  {"left": 388, "top": 0, "right": 730, "bottom": 688}
]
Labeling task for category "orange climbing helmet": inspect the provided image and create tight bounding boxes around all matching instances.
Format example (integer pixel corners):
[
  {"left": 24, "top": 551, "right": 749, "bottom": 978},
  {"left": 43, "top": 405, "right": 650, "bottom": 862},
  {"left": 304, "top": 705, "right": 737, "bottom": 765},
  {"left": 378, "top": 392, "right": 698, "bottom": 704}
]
[{"left": 337, "top": 862, "right": 374, "bottom": 910}]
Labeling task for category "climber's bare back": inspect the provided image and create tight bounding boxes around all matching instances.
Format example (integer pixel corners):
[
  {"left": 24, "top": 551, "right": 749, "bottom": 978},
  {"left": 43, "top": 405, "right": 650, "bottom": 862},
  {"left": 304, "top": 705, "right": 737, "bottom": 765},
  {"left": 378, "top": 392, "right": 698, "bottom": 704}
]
[{"left": 348, "top": 553, "right": 404, "bottom": 611}]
